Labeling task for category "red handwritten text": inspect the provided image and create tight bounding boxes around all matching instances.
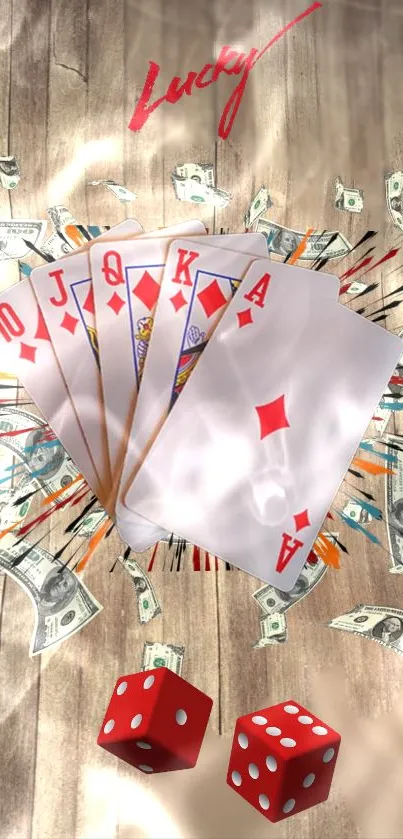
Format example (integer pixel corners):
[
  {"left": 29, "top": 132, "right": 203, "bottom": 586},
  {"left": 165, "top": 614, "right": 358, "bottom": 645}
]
[{"left": 128, "top": 2, "right": 321, "bottom": 140}]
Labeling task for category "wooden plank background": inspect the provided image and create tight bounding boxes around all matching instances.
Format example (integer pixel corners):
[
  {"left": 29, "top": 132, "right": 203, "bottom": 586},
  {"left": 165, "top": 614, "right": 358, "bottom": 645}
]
[{"left": 2, "top": 0, "right": 403, "bottom": 837}]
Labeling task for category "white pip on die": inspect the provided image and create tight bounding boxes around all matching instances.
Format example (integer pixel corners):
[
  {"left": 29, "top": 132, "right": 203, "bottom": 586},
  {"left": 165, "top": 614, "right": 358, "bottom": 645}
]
[{"left": 227, "top": 699, "right": 341, "bottom": 822}]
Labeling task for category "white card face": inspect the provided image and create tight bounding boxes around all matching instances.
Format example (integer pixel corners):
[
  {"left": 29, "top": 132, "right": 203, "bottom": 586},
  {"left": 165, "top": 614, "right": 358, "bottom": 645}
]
[
  {"left": 124, "top": 258, "right": 402, "bottom": 590},
  {"left": 0, "top": 279, "right": 101, "bottom": 496},
  {"left": 30, "top": 220, "right": 142, "bottom": 501},
  {"left": 90, "top": 220, "right": 207, "bottom": 478},
  {"left": 117, "top": 238, "right": 338, "bottom": 550}
]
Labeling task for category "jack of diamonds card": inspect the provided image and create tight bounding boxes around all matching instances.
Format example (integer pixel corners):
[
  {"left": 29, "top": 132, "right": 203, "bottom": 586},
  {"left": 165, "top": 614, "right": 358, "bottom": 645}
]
[
  {"left": 30, "top": 220, "right": 143, "bottom": 500},
  {"left": 123, "top": 258, "right": 401, "bottom": 589}
]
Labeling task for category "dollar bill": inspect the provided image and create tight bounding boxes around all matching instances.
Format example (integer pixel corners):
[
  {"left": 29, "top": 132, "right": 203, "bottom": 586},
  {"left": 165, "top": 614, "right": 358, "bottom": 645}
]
[
  {"left": 346, "top": 281, "right": 367, "bottom": 295},
  {"left": 334, "top": 177, "right": 364, "bottom": 213},
  {"left": 342, "top": 499, "right": 373, "bottom": 525},
  {"left": 42, "top": 230, "right": 73, "bottom": 260},
  {"left": 119, "top": 554, "right": 161, "bottom": 623},
  {"left": 252, "top": 537, "right": 338, "bottom": 615},
  {"left": 76, "top": 509, "right": 108, "bottom": 538},
  {"left": 0, "top": 536, "right": 102, "bottom": 655},
  {"left": 0, "top": 220, "right": 47, "bottom": 260},
  {"left": 47, "top": 205, "right": 77, "bottom": 231},
  {"left": 244, "top": 186, "right": 272, "bottom": 229},
  {"left": 252, "top": 612, "right": 287, "bottom": 648},
  {"left": 385, "top": 434, "right": 403, "bottom": 573},
  {"left": 89, "top": 179, "right": 137, "bottom": 203},
  {"left": 386, "top": 171, "right": 403, "bottom": 231},
  {"left": 328, "top": 604, "right": 403, "bottom": 656},
  {"left": 256, "top": 218, "right": 351, "bottom": 260},
  {"left": 0, "top": 408, "right": 79, "bottom": 521},
  {"left": 373, "top": 333, "right": 403, "bottom": 436},
  {"left": 173, "top": 162, "right": 215, "bottom": 188},
  {"left": 0, "top": 155, "right": 20, "bottom": 190},
  {"left": 171, "top": 174, "right": 231, "bottom": 208},
  {"left": 141, "top": 641, "right": 185, "bottom": 675}
]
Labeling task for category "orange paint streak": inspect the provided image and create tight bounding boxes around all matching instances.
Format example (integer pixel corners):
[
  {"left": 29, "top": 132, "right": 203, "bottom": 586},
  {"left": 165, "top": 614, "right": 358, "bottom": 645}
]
[
  {"left": 65, "top": 225, "right": 86, "bottom": 248},
  {"left": 76, "top": 519, "right": 110, "bottom": 573},
  {"left": 314, "top": 532, "right": 340, "bottom": 569},
  {"left": 0, "top": 520, "right": 21, "bottom": 539},
  {"left": 352, "top": 457, "right": 394, "bottom": 476},
  {"left": 288, "top": 227, "right": 314, "bottom": 265},
  {"left": 41, "top": 473, "right": 83, "bottom": 506}
]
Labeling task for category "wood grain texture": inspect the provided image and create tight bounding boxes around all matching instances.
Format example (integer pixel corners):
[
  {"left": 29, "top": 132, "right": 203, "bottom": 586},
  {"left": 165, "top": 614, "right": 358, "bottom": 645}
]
[{"left": 1, "top": 1, "right": 403, "bottom": 837}]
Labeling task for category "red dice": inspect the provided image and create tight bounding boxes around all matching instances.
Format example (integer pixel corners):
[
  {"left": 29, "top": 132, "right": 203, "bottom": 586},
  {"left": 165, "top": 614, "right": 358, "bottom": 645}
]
[
  {"left": 227, "top": 699, "right": 340, "bottom": 821},
  {"left": 97, "top": 667, "right": 213, "bottom": 774}
]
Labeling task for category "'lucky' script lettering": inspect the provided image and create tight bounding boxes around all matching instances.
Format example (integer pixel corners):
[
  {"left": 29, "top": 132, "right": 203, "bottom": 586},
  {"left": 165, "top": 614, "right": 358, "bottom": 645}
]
[{"left": 128, "top": 2, "right": 321, "bottom": 140}]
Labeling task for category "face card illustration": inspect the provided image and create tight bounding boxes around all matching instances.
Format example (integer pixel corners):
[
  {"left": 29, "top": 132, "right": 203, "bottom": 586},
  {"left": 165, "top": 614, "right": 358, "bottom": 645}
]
[
  {"left": 90, "top": 229, "right": 265, "bottom": 481},
  {"left": 117, "top": 237, "right": 336, "bottom": 550},
  {"left": 90, "top": 220, "right": 207, "bottom": 479},
  {"left": 0, "top": 279, "right": 101, "bottom": 497},
  {"left": 30, "top": 220, "right": 142, "bottom": 501},
  {"left": 123, "top": 257, "right": 401, "bottom": 589}
]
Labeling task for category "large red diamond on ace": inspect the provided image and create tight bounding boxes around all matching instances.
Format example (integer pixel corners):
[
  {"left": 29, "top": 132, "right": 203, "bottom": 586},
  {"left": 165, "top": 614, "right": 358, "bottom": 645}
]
[
  {"left": 197, "top": 280, "right": 227, "bottom": 318},
  {"left": 255, "top": 394, "right": 290, "bottom": 440},
  {"left": 60, "top": 312, "right": 79, "bottom": 334},
  {"left": 132, "top": 271, "right": 160, "bottom": 311},
  {"left": 19, "top": 342, "right": 36, "bottom": 363},
  {"left": 107, "top": 292, "right": 125, "bottom": 315},
  {"left": 170, "top": 290, "right": 187, "bottom": 312},
  {"left": 294, "top": 508, "right": 310, "bottom": 531}
]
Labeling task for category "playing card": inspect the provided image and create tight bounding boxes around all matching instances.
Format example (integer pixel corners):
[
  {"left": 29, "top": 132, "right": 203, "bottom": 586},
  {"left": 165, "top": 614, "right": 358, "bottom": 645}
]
[
  {"left": 90, "top": 220, "right": 207, "bottom": 480},
  {"left": 90, "top": 229, "right": 266, "bottom": 484},
  {"left": 123, "top": 258, "right": 402, "bottom": 590},
  {"left": 117, "top": 239, "right": 339, "bottom": 551},
  {"left": 30, "top": 220, "right": 142, "bottom": 504},
  {"left": 0, "top": 278, "right": 101, "bottom": 497}
]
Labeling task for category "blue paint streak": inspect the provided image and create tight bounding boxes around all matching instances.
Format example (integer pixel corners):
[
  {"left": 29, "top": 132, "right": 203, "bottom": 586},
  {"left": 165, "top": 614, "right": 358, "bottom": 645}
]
[
  {"left": 19, "top": 262, "right": 32, "bottom": 277},
  {"left": 359, "top": 440, "right": 398, "bottom": 464},
  {"left": 338, "top": 510, "right": 381, "bottom": 544},
  {"left": 379, "top": 400, "right": 403, "bottom": 411},
  {"left": 352, "top": 496, "right": 382, "bottom": 520}
]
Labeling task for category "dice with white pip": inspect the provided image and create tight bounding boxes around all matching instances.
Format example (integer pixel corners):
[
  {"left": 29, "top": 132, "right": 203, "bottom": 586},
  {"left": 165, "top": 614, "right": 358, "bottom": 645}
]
[
  {"left": 97, "top": 667, "right": 213, "bottom": 773},
  {"left": 227, "top": 699, "right": 340, "bottom": 821}
]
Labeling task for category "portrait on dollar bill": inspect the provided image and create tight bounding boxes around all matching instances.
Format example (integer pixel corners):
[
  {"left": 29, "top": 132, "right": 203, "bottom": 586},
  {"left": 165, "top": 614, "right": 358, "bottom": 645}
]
[
  {"left": 372, "top": 616, "right": 403, "bottom": 644},
  {"left": 38, "top": 566, "right": 79, "bottom": 617},
  {"left": 270, "top": 227, "right": 299, "bottom": 256}
]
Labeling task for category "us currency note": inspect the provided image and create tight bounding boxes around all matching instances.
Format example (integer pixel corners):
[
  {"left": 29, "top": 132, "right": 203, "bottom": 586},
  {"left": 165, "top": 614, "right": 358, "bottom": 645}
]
[
  {"left": 342, "top": 499, "right": 373, "bottom": 525},
  {"left": 373, "top": 334, "right": 403, "bottom": 437},
  {"left": 89, "top": 179, "right": 137, "bottom": 203},
  {"left": 171, "top": 174, "right": 231, "bottom": 208},
  {"left": 173, "top": 162, "right": 215, "bottom": 188},
  {"left": 77, "top": 509, "right": 108, "bottom": 538},
  {"left": 0, "top": 536, "right": 102, "bottom": 655},
  {"left": 119, "top": 554, "right": 161, "bottom": 623},
  {"left": 244, "top": 186, "right": 272, "bottom": 229},
  {"left": 328, "top": 604, "right": 403, "bottom": 657},
  {"left": 141, "top": 641, "right": 185, "bottom": 675},
  {"left": 0, "top": 408, "right": 79, "bottom": 520},
  {"left": 386, "top": 171, "right": 403, "bottom": 231},
  {"left": 42, "top": 230, "right": 73, "bottom": 260},
  {"left": 346, "top": 281, "right": 367, "bottom": 295},
  {"left": 47, "top": 205, "right": 76, "bottom": 231},
  {"left": 252, "top": 540, "right": 337, "bottom": 615},
  {"left": 0, "top": 155, "right": 20, "bottom": 190},
  {"left": 256, "top": 218, "right": 351, "bottom": 260},
  {"left": 0, "top": 220, "right": 47, "bottom": 260},
  {"left": 252, "top": 612, "right": 287, "bottom": 648},
  {"left": 334, "top": 177, "right": 364, "bottom": 213},
  {"left": 385, "top": 434, "right": 403, "bottom": 573}
]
